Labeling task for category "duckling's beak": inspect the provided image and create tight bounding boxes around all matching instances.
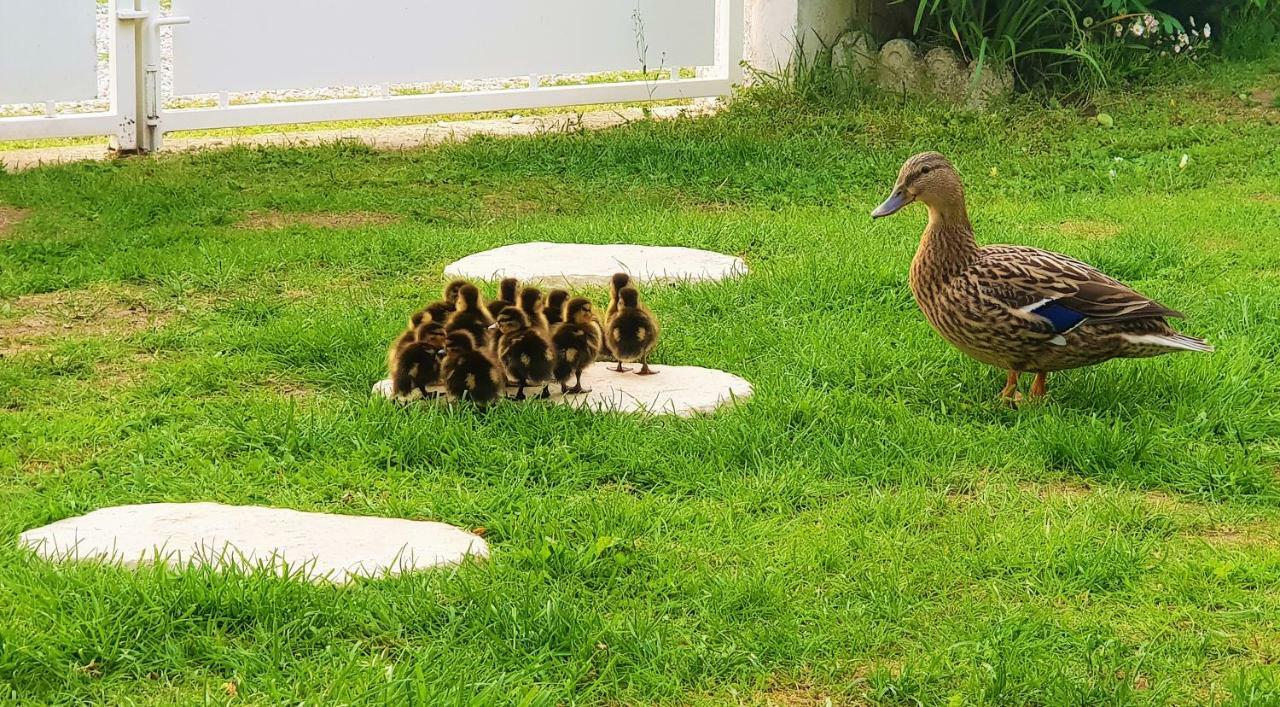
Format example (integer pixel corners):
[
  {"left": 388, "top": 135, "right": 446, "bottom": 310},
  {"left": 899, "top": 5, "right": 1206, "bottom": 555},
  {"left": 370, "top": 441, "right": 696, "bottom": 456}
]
[
  {"left": 487, "top": 322, "right": 498, "bottom": 330},
  {"left": 871, "top": 188, "right": 911, "bottom": 218}
]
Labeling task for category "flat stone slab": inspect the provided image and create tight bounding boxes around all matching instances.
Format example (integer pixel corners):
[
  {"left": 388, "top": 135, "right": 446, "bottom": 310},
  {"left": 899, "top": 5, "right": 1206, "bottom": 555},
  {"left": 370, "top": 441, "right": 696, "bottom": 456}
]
[
  {"left": 443, "top": 242, "right": 747, "bottom": 285},
  {"left": 19, "top": 503, "right": 487, "bottom": 585},
  {"left": 374, "top": 362, "right": 752, "bottom": 416}
]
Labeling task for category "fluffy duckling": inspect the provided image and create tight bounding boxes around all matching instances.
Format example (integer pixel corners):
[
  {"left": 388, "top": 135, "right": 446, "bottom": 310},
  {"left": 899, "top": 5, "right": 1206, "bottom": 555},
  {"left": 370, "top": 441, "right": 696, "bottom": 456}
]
[
  {"left": 518, "top": 286, "right": 551, "bottom": 335},
  {"left": 390, "top": 321, "right": 447, "bottom": 400},
  {"left": 544, "top": 288, "right": 570, "bottom": 327},
  {"left": 871, "top": 151, "right": 1212, "bottom": 401},
  {"left": 442, "top": 279, "right": 470, "bottom": 312},
  {"left": 492, "top": 306, "right": 555, "bottom": 400},
  {"left": 445, "top": 283, "right": 494, "bottom": 349},
  {"left": 606, "top": 286, "right": 660, "bottom": 375},
  {"left": 486, "top": 277, "right": 520, "bottom": 318},
  {"left": 410, "top": 301, "right": 452, "bottom": 329},
  {"left": 441, "top": 330, "right": 505, "bottom": 404},
  {"left": 552, "top": 297, "right": 602, "bottom": 394},
  {"left": 606, "top": 272, "right": 630, "bottom": 322}
]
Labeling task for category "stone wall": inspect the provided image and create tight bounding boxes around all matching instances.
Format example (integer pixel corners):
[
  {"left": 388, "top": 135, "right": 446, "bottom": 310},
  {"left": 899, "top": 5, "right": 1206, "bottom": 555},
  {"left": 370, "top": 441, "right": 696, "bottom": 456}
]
[{"left": 744, "top": 0, "right": 1012, "bottom": 109}]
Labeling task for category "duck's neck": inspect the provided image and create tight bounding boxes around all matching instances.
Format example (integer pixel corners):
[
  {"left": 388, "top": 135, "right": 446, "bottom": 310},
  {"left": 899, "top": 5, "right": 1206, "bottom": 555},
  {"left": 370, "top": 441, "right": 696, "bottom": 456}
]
[{"left": 911, "top": 202, "right": 977, "bottom": 290}]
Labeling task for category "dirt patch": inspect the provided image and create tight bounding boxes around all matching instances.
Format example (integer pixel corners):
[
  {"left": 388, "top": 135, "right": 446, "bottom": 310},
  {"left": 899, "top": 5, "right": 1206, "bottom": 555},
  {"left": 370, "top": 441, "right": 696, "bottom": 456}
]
[
  {"left": 1251, "top": 89, "right": 1276, "bottom": 107},
  {"left": 1019, "top": 479, "right": 1096, "bottom": 499},
  {"left": 1056, "top": 220, "right": 1121, "bottom": 240},
  {"left": 0, "top": 286, "right": 171, "bottom": 357},
  {"left": 750, "top": 687, "right": 842, "bottom": 706},
  {"left": 1197, "top": 521, "right": 1277, "bottom": 548},
  {"left": 91, "top": 351, "right": 160, "bottom": 390},
  {"left": 1250, "top": 193, "right": 1280, "bottom": 204},
  {"left": 236, "top": 210, "right": 400, "bottom": 230},
  {"left": 0, "top": 205, "right": 31, "bottom": 239}
]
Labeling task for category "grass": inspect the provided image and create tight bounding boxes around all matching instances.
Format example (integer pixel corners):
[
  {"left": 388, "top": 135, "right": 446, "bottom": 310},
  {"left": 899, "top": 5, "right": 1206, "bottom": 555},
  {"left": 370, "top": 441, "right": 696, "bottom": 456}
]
[{"left": 1, "top": 53, "right": 1279, "bottom": 704}]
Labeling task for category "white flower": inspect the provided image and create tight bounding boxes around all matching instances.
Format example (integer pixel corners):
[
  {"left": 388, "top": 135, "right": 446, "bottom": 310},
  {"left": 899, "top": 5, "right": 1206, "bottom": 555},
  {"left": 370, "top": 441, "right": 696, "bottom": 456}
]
[
  {"left": 1190, "top": 15, "right": 1196, "bottom": 27},
  {"left": 1203, "top": 23, "right": 1211, "bottom": 38},
  {"left": 1131, "top": 21, "right": 1144, "bottom": 37},
  {"left": 1144, "top": 14, "right": 1159, "bottom": 33},
  {"left": 1179, "top": 154, "right": 1189, "bottom": 169},
  {"left": 1174, "top": 44, "right": 1182, "bottom": 53},
  {"left": 1114, "top": 23, "right": 1124, "bottom": 37},
  {"left": 1109, "top": 169, "right": 1117, "bottom": 178}
]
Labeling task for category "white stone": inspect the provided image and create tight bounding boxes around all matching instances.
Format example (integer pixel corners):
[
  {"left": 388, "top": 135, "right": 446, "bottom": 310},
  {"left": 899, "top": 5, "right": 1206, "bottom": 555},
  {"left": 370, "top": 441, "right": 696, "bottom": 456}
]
[
  {"left": 19, "top": 503, "right": 488, "bottom": 585},
  {"left": 374, "top": 361, "right": 752, "bottom": 417},
  {"left": 443, "top": 242, "right": 747, "bottom": 286}
]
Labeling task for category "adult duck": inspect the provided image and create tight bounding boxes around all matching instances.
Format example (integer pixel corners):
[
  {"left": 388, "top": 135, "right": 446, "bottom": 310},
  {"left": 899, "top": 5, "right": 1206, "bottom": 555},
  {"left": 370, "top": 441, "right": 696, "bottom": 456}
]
[{"left": 871, "top": 152, "right": 1212, "bottom": 401}]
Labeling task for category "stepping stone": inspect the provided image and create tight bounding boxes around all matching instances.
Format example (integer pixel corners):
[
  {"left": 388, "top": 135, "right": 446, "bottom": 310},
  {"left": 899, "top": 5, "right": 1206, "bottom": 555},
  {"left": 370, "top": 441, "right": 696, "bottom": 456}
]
[
  {"left": 444, "top": 242, "right": 747, "bottom": 286},
  {"left": 19, "top": 503, "right": 487, "bottom": 585},
  {"left": 375, "top": 362, "right": 752, "bottom": 417}
]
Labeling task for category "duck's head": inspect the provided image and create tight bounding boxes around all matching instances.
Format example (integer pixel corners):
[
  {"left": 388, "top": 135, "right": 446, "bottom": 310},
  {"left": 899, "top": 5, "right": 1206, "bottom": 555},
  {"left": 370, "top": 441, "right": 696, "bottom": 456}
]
[
  {"left": 519, "top": 287, "right": 544, "bottom": 313},
  {"left": 619, "top": 286, "right": 641, "bottom": 308},
  {"left": 499, "top": 277, "right": 519, "bottom": 302},
  {"left": 414, "top": 302, "right": 450, "bottom": 327},
  {"left": 456, "top": 284, "right": 482, "bottom": 311},
  {"left": 415, "top": 321, "right": 447, "bottom": 348},
  {"left": 444, "top": 330, "right": 477, "bottom": 354},
  {"left": 871, "top": 152, "right": 966, "bottom": 221},
  {"left": 547, "top": 288, "right": 570, "bottom": 311},
  {"left": 443, "top": 279, "right": 470, "bottom": 305},
  {"left": 611, "top": 272, "right": 631, "bottom": 294},
  {"left": 565, "top": 297, "right": 594, "bottom": 325},
  {"left": 491, "top": 305, "right": 529, "bottom": 334}
]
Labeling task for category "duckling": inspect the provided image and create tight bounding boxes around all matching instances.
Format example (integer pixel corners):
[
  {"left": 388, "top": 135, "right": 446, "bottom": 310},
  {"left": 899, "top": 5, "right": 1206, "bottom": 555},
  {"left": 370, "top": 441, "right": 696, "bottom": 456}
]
[
  {"left": 410, "top": 301, "right": 452, "bottom": 329},
  {"left": 441, "top": 330, "right": 505, "bottom": 404},
  {"left": 492, "top": 306, "right": 555, "bottom": 400},
  {"left": 544, "top": 288, "right": 570, "bottom": 327},
  {"left": 606, "top": 272, "right": 631, "bottom": 322},
  {"left": 486, "top": 277, "right": 520, "bottom": 319},
  {"left": 871, "top": 151, "right": 1213, "bottom": 401},
  {"left": 442, "top": 279, "right": 470, "bottom": 312},
  {"left": 444, "top": 283, "right": 494, "bottom": 349},
  {"left": 518, "top": 286, "right": 551, "bottom": 335},
  {"left": 552, "top": 297, "right": 602, "bottom": 394},
  {"left": 390, "top": 321, "right": 447, "bottom": 400},
  {"left": 606, "top": 286, "right": 660, "bottom": 375}
]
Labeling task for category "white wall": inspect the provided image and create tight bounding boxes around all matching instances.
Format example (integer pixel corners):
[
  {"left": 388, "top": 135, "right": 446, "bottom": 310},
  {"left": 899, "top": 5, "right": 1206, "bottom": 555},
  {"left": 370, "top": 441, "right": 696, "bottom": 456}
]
[{"left": 744, "top": 0, "right": 855, "bottom": 74}]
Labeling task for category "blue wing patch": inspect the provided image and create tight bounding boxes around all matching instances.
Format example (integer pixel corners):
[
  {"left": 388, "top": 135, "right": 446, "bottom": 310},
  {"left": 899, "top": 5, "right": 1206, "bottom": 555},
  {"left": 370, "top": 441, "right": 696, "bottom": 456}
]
[{"left": 1028, "top": 300, "right": 1088, "bottom": 333}]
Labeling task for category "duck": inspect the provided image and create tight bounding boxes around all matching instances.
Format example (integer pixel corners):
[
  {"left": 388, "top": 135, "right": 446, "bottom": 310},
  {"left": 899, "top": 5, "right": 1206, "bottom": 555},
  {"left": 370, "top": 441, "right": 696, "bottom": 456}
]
[
  {"left": 410, "top": 301, "right": 452, "bottom": 329},
  {"left": 606, "top": 272, "right": 630, "bottom": 321},
  {"left": 492, "top": 306, "right": 555, "bottom": 400},
  {"left": 441, "top": 330, "right": 505, "bottom": 404},
  {"left": 442, "top": 279, "right": 470, "bottom": 312},
  {"left": 518, "top": 286, "right": 551, "bottom": 334},
  {"left": 444, "top": 283, "right": 494, "bottom": 349},
  {"left": 552, "top": 297, "right": 603, "bottom": 394},
  {"left": 871, "top": 151, "right": 1213, "bottom": 401},
  {"left": 486, "top": 277, "right": 520, "bottom": 318},
  {"left": 544, "top": 288, "right": 571, "bottom": 327},
  {"left": 606, "top": 286, "right": 660, "bottom": 375},
  {"left": 390, "top": 321, "right": 447, "bottom": 400}
]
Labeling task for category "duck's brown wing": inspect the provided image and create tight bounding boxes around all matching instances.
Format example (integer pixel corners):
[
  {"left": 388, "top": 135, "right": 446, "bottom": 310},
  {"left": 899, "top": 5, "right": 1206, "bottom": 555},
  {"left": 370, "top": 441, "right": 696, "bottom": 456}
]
[{"left": 974, "top": 245, "right": 1183, "bottom": 325}]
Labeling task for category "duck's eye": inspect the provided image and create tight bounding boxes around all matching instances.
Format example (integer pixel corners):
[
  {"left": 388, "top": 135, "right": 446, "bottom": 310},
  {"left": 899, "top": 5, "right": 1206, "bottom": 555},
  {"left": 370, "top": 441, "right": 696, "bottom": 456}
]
[{"left": 920, "top": 165, "right": 932, "bottom": 175}]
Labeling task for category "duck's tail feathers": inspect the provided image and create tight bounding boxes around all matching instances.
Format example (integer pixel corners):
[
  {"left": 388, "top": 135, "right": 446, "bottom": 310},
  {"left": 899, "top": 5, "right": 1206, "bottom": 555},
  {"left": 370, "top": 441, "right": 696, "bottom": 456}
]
[{"left": 1122, "top": 332, "right": 1214, "bottom": 353}]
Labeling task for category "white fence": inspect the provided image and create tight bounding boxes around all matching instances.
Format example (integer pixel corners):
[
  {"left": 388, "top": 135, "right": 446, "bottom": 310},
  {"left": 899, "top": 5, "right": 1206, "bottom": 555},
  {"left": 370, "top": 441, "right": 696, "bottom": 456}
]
[{"left": 1, "top": 0, "right": 743, "bottom": 152}]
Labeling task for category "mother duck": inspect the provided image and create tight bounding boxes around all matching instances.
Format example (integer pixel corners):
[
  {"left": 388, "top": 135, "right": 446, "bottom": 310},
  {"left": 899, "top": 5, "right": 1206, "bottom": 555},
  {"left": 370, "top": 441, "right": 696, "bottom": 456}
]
[{"left": 872, "top": 152, "right": 1212, "bottom": 401}]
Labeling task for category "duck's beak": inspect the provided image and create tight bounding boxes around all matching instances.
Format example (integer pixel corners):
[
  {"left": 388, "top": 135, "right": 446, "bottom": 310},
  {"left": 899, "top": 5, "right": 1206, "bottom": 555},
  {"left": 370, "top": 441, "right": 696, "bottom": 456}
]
[
  {"left": 871, "top": 188, "right": 911, "bottom": 218},
  {"left": 487, "top": 322, "right": 498, "bottom": 330}
]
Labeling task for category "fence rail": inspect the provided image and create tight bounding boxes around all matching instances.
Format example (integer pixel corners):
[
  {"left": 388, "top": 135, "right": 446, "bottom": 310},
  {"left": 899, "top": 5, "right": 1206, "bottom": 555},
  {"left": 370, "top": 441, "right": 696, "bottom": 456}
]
[{"left": 0, "top": 0, "right": 742, "bottom": 152}]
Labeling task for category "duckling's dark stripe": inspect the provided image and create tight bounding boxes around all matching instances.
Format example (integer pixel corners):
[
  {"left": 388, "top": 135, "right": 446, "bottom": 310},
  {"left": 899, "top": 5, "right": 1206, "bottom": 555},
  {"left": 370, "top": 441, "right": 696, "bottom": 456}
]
[{"left": 1030, "top": 300, "right": 1088, "bottom": 333}]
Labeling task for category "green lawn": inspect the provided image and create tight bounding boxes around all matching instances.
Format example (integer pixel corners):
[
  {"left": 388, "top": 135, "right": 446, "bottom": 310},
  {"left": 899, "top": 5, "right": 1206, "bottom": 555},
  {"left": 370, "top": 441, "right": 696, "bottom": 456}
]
[{"left": 1, "top": 55, "right": 1279, "bottom": 705}]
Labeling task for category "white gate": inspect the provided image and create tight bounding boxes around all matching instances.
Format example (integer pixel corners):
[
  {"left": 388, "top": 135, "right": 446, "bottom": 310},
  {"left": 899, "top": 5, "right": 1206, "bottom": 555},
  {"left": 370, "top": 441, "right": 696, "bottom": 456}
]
[
  {"left": 1, "top": 0, "right": 742, "bottom": 153},
  {"left": 0, "top": 0, "right": 141, "bottom": 150}
]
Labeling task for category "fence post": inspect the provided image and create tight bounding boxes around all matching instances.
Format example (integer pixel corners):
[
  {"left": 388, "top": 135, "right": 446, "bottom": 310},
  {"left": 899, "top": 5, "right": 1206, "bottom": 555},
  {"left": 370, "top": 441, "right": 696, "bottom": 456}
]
[{"left": 110, "top": 0, "right": 143, "bottom": 153}]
